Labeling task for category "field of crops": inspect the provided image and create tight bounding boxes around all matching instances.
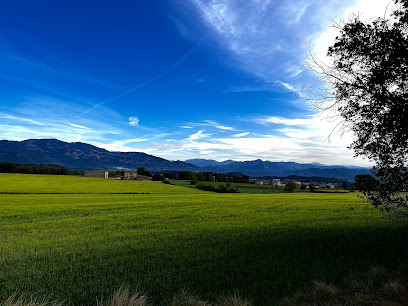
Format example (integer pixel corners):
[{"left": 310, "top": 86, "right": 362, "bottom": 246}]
[
  {"left": 0, "top": 173, "right": 204, "bottom": 194},
  {"left": 1, "top": 174, "right": 407, "bottom": 305}
]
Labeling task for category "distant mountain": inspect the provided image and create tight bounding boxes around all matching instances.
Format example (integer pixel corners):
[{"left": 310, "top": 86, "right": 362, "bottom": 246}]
[
  {"left": 185, "top": 159, "right": 235, "bottom": 168},
  {"left": 0, "top": 139, "right": 199, "bottom": 171},
  {"left": 0, "top": 139, "right": 371, "bottom": 180},
  {"left": 182, "top": 158, "right": 371, "bottom": 181}
]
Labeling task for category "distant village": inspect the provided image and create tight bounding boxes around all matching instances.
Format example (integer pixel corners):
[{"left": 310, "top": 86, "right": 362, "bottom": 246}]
[{"left": 84, "top": 169, "right": 343, "bottom": 189}]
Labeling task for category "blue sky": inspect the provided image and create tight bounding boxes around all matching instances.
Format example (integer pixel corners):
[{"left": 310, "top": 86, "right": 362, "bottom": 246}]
[{"left": 0, "top": 0, "right": 391, "bottom": 165}]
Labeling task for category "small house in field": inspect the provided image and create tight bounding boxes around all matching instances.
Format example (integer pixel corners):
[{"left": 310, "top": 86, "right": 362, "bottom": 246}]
[
  {"left": 84, "top": 170, "right": 109, "bottom": 178},
  {"left": 272, "top": 179, "right": 281, "bottom": 186},
  {"left": 255, "top": 179, "right": 270, "bottom": 185},
  {"left": 122, "top": 170, "right": 152, "bottom": 181},
  {"left": 122, "top": 170, "right": 139, "bottom": 180}
]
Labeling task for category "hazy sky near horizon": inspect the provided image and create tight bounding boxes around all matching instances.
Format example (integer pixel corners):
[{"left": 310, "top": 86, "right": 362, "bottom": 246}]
[{"left": 0, "top": 0, "right": 392, "bottom": 166}]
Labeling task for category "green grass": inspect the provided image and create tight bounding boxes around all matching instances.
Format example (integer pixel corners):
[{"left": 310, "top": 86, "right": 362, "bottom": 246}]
[
  {"left": 0, "top": 173, "right": 205, "bottom": 194},
  {"left": 168, "top": 180, "right": 305, "bottom": 194},
  {"left": 0, "top": 174, "right": 407, "bottom": 305}
]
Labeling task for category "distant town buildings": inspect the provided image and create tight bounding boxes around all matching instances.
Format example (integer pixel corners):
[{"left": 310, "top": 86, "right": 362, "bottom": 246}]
[
  {"left": 254, "top": 179, "right": 270, "bottom": 185},
  {"left": 122, "top": 170, "right": 139, "bottom": 180},
  {"left": 84, "top": 170, "right": 109, "bottom": 178},
  {"left": 122, "top": 170, "right": 151, "bottom": 181}
]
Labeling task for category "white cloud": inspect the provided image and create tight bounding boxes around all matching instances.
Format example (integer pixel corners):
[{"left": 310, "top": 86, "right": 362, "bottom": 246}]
[
  {"left": 310, "top": 0, "right": 393, "bottom": 63},
  {"left": 200, "top": 150, "right": 215, "bottom": 155},
  {"left": 128, "top": 116, "right": 139, "bottom": 126},
  {"left": 256, "top": 116, "right": 314, "bottom": 126},
  {"left": 145, "top": 113, "right": 372, "bottom": 166},
  {"left": 187, "top": 130, "right": 211, "bottom": 141},
  {"left": 69, "top": 122, "right": 90, "bottom": 130},
  {"left": 275, "top": 80, "right": 296, "bottom": 92},
  {"left": 0, "top": 113, "right": 43, "bottom": 125},
  {"left": 180, "top": 125, "right": 193, "bottom": 128},
  {"left": 232, "top": 132, "right": 250, "bottom": 137},
  {"left": 203, "top": 120, "right": 235, "bottom": 130}
]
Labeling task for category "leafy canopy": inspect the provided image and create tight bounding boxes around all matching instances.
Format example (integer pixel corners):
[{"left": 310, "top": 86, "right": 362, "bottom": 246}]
[{"left": 303, "top": 0, "right": 408, "bottom": 216}]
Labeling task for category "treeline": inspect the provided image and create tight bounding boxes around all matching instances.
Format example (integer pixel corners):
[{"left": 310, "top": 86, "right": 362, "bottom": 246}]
[
  {"left": 0, "top": 162, "right": 77, "bottom": 175},
  {"left": 195, "top": 183, "right": 240, "bottom": 193},
  {"left": 166, "top": 171, "right": 250, "bottom": 183}
]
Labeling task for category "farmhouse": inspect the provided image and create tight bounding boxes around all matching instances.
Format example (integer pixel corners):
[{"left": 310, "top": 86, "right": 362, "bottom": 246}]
[
  {"left": 255, "top": 179, "right": 269, "bottom": 185},
  {"left": 122, "top": 170, "right": 139, "bottom": 180},
  {"left": 84, "top": 170, "right": 109, "bottom": 178},
  {"left": 122, "top": 170, "right": 152, "bottom": 181},
  {"left": 272, "top": 179, "right": 280, "bottom": 186}
]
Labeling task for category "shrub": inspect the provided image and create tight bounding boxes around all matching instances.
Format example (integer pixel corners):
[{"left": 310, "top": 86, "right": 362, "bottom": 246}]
[{"left": 195, "top": 184, "right": 239, "bottom": 193}]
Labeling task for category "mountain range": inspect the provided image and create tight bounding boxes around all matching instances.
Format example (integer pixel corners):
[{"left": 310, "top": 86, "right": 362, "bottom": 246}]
[{"left": 0, "top": 139, "right": 371, "bottom": 180}]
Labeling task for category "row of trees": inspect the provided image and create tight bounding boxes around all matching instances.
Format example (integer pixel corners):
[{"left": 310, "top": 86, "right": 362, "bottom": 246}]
[{"left": 0, "top": 162, "right": 74, "bottom": 175}]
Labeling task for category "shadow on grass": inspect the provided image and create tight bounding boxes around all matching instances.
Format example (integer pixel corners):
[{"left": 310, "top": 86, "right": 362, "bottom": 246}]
[{"left": 2, "top": 221, "right": 407, "bottom": 305}]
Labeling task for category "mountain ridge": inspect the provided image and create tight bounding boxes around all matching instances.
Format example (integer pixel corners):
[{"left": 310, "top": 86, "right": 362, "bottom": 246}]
[{"left": 0, "top": 139, "right": 371, "bottom": 180}]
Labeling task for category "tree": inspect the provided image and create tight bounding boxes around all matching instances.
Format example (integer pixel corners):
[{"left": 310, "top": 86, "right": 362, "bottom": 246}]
[
  {"left": 302, "top": 0, "right": 408, "bottom": 216},
  {"left": 300, "top": 183, "right": 307, "bottom": 190},
  {"left": 197, "top": 172, "right": 206, "bottom": 182},
  {"left": 177, "top": 171, "right": 191, "bottom": 180},
  {"left": 190, "top": 173, "right": 198, "bottom": 185},
  {"left": 342, "top": 182, "right": 347, "bottom": 190},
  {"left": 284, "top": 180, "right": 297, "bottom": 193},
  {"left": 137, "top": 167, "right": 147, "bottom": 175},
  {"left": 354, "top": 174, "right": 379, "bottom": 191},
  {"left": 152, "top": 173, "right": 164, "bottom": 181}
]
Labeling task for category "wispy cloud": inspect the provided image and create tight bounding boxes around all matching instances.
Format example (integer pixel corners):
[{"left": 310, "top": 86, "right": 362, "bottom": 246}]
[
  {"left": 67, "top": 122, "right": 91, "bottom": 130},
  {"left": 203, "top": 120, "right": 235, "bottom": 130},
  {"left": 232, "top": 132, "right": 250, "bottom": 137},
  {"left": 182, "top": 120, "right": 235, "bottom": 131},
  {"left": 187, "top": 130, "right": 211, "bottom": 141},
  {"left": 256, "top": 116, "right": 314, "bottom": 126},
  {"left": 129, "top": 116, "right": 140, "bottom": 126},
  {"left": 0, "top": 112, "right": 44, "bottom": 125}
]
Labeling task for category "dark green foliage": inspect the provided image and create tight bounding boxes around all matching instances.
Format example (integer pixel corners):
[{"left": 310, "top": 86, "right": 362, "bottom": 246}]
[
  {"left": 283, "top": 180, "right": 296, "bottom": 193},
  {"left": 137, "top": 167, "right": 150, "bottom": 176},
  {"left": 300, "top": 184, "right": 307, "bottom": 190},
  {"left": 309, "top": 185, "right": 316, "bottom": 192},
  {"left": 0, "top": 162, "right": 69, "bottom": 175},
  {"left": 162, "top": 180, "right": 171, "bottom": 184},
  {"left": 233, "top": 175, "right": 250, "bottom": 184},
  {"left": 195, "top": 183, "right": 239, "bottom": 193},
  {"left": 342, "top": 182, "right": 347, "bottom": 189},
  {"left": 354, "top": 174, "right": 379, "bottom": 191},
  {"left": 152, "top": 174, "right": 165, "bottom": 181},
  {"left": 304, "top": 1, "right": 408, "bottom": 215},
  {"left": 190, "top": 173, "right": 198, "bottom": 185},
  {"left": 177, "top": 171, "right": 191, "bottom": 180},
  {"left": 109, "top": 170, "right": 121, "bottom": 178},
  {"left": 164, "top": 172, "right": 177, "bottom": 179}
]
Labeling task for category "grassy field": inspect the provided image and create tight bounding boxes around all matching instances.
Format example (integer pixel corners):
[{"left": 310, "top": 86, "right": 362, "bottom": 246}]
[
  {"left": 0, "top": 174, "right": 407, "bottom": 305},
  {"left": 0, "top": 173, "right": 204, "bottom": 194}
]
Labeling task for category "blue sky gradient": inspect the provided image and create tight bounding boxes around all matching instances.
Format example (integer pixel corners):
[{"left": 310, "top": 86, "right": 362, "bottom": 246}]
[{"left": 0, "top": 0, "right": 391, "bottom": 165}]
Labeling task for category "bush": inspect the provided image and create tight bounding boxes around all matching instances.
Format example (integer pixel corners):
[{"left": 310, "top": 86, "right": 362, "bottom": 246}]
[
  {"left": 152, "top": 174, "right": 164, "bottom": 181},
  {"left": 195, "top": 184, "right": 239, "bottom": 193},
  {"left": 283, "top": 181, "right": 296, "bottom": 192}
]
